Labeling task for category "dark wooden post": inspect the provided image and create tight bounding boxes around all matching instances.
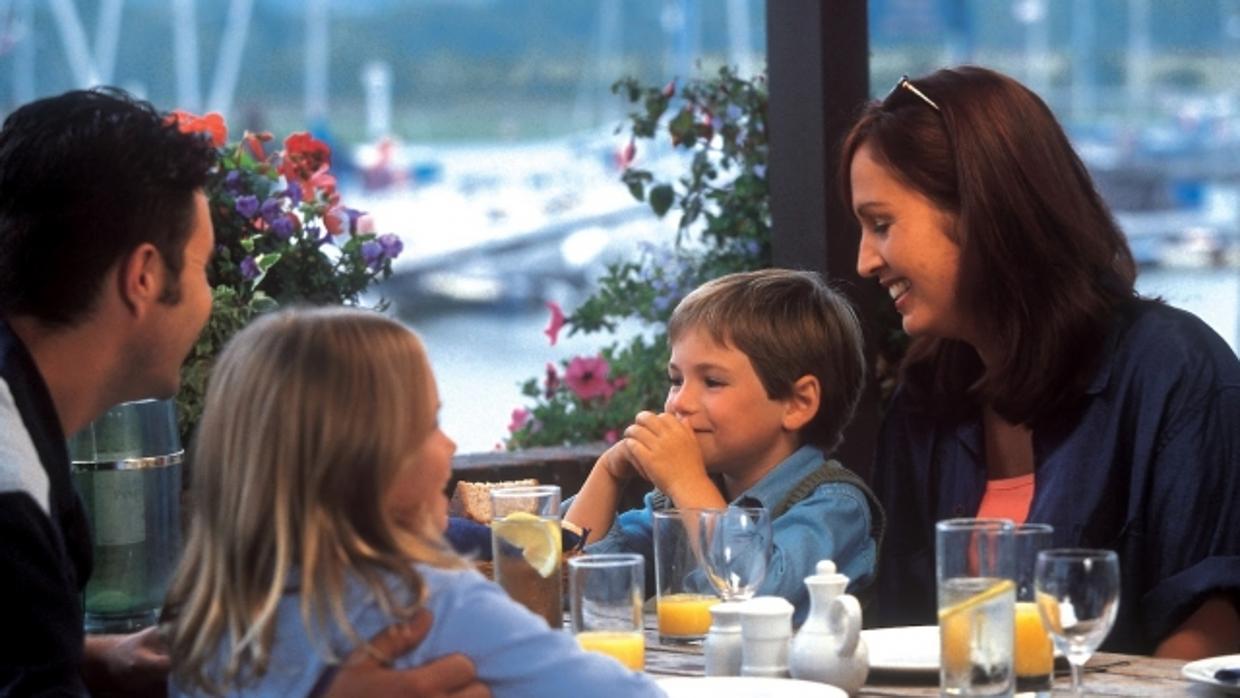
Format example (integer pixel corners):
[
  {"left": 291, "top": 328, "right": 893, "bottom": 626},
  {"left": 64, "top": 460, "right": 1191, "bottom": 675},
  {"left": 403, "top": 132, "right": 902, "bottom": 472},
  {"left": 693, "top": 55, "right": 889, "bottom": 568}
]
[{"left": 766, "top": 0, "right": 882, "bottom": 482}]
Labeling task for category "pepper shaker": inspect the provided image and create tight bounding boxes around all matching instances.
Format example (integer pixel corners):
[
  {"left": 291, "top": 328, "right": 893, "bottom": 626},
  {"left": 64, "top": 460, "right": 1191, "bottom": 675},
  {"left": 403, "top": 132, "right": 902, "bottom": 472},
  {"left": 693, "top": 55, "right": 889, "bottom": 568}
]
[
  {"left": 738, "top": 596, "right": 794, "bottom": 678},
  {"left": 704, "top": 601, "right": 744, "bottom": 676}
]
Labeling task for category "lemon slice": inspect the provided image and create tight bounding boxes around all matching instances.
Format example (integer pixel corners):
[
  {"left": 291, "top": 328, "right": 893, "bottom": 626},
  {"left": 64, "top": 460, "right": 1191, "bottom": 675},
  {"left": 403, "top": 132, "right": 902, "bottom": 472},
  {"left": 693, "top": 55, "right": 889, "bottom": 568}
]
[
  {"left": 493, "top": 512, "right": 561, "bottom": 578},
  {"left": 936, "top": 578, "right": 1015, "bottom": 621}
]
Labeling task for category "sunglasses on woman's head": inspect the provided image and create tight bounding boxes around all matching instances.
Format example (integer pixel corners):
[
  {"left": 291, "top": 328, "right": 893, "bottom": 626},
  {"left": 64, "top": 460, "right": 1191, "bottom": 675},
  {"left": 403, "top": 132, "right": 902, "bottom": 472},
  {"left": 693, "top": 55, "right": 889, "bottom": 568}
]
[{"left": 886, "top": 75, "right": 940, "bottom": 112}]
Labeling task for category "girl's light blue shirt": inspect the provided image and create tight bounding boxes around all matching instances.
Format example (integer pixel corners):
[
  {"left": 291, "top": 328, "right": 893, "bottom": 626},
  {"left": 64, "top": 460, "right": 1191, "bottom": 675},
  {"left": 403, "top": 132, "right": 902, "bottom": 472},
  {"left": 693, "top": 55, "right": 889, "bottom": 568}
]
[{"left": 171, "top": 564, "right": 665, "bottom": 697}]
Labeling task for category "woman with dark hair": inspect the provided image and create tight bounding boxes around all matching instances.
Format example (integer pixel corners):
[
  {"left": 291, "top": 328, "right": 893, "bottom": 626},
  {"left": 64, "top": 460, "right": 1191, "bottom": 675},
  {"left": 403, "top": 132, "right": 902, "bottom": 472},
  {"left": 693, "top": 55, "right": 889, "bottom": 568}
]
[{"left": 843, "top": 65, "right": 1240, "bottom": 657}]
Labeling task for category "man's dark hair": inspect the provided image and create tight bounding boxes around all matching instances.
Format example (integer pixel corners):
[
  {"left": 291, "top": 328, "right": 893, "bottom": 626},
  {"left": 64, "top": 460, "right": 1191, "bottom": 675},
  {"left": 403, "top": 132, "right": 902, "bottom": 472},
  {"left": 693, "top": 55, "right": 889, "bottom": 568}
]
[{"left": 0, "top": 87, "right": 217, "bottom": 326}]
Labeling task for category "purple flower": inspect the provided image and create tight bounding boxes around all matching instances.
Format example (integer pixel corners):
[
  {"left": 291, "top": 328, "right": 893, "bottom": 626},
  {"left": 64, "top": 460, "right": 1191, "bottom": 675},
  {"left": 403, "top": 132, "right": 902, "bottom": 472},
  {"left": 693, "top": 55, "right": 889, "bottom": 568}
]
[
  {"left": 259, "top": 197, "right": 283, "bottom": 224},
  {"left": 235, "top": 195, "right": 259, "bottom": 218},
  {"left": 345, "top": 207, "right": 363, "bottom": 233},
  {"left": 239, "top": 255, "right": 259, "bottom": 280},
  {"left": 361, "top": 240, "right": 383, "bottom": 269},
  {"left": 224, "top": 170, "right": 245, "bottom": 195},
  {"left": 270, "top": 215, "right": 295, "bottom": 240},
  {"left": 378, "top": 233, "right": 403, "bottom": 260},
  {"left": 284, "top": 181, "right": 302, "bottom": 202}
]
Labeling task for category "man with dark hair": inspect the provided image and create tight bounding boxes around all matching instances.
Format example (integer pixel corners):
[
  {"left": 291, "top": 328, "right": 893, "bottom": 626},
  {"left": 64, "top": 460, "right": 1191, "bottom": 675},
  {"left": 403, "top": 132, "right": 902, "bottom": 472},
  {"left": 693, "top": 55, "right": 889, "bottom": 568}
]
[{"left": 0, "top": 89, "right": 487, "bottom": 697}]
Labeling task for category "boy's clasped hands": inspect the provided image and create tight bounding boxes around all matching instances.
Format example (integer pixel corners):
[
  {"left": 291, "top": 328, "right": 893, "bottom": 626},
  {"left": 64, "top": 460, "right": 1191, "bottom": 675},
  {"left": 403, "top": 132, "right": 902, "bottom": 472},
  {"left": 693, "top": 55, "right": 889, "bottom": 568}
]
[{"left": 603, "top": 410, "right": 720, "bottom": 507}]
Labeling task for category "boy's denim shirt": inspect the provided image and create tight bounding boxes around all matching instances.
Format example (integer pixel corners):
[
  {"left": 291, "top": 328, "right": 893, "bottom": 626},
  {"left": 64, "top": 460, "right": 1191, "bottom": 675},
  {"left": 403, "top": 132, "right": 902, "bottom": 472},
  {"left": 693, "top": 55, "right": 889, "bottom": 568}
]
[{"left": 579, "top": 445, "right": 878, "bottom": 624}]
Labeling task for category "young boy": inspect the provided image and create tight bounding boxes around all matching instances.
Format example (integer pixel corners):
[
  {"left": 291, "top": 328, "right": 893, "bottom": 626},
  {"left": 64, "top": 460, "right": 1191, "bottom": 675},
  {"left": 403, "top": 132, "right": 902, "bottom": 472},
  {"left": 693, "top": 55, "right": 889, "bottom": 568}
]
[{"left": 564, "top": 268, "right": 884, "bottom": 622}]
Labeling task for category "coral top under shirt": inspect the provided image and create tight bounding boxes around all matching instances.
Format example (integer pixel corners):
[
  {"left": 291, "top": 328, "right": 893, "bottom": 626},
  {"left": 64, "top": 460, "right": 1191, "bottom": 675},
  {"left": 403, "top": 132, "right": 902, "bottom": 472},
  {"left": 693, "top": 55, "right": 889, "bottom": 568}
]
[{"left": 975, "top": 472, "right": 1035, "bottom": 524}]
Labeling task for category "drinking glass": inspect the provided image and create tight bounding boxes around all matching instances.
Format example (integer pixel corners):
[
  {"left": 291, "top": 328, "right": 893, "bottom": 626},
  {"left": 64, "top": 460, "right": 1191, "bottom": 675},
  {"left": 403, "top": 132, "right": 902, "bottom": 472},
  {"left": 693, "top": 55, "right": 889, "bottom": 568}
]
[
  {"left": 67, "top": 398, "right": 183, "bottom": 633},
  {"left": 568, "top": 554, "right": 645, "bottom": 670},
  {"left": 490, "top": 485, "right": 562, "bottom": 628},
  {"left": 652, "top": 508, "right": 717, "bottom": 643},
  {"left": 936, "top": 518, "right": 1015, "bottom": 697},
  {"left": 697, "top": 506, "right": 771, "bottom": 602},
  {"left": 1013, "top": 524, "right": 1055, "bottom": 695},
  {"left": 1034, "top": 549, "right": 1120, "bottom": 696}
]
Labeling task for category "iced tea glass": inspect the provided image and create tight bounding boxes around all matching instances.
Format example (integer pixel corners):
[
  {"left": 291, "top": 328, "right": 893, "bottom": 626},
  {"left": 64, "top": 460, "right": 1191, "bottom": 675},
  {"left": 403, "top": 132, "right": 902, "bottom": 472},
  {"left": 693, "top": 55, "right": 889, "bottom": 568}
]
[
  {"left": 568, "top": 554, "right": 645, "bottom": 670},
  {"left": 491, "top": 485, "right": 562, "bottom": 628},
  {"left": 936, "top": 518, "right": 1015, "bottom": 697},
  {"left": 652, "top": 508, "right": 717, "bottom": 643}
]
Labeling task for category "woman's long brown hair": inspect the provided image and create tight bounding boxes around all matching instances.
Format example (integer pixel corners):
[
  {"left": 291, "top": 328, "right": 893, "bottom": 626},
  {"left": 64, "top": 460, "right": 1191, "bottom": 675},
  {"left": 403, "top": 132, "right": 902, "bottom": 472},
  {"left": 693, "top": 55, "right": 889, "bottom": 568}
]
[{"left": 840, "top": 66, "right": 1137, "bottom": 424}]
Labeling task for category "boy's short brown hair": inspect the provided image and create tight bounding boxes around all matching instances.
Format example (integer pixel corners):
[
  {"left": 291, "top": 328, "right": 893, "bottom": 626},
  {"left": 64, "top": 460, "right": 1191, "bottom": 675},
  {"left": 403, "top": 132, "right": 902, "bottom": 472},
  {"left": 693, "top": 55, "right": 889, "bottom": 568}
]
[{"left": 668, "top": 268, "right": 866, "bottom": 454}]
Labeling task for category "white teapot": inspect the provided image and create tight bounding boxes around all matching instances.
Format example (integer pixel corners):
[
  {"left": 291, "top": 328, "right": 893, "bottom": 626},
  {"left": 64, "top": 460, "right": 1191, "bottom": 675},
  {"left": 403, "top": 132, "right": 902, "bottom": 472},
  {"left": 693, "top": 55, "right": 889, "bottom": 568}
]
[{"left": 788, "top": 560, "right": 870, "bottom": 695}]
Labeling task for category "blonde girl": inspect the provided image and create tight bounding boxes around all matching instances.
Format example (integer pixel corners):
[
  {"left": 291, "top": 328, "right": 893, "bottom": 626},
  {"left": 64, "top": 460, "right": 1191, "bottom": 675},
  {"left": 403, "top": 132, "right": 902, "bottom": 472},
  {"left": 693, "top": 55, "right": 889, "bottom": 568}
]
[{"left": 162, "top": 307, "right": 660, "bottom": 697}]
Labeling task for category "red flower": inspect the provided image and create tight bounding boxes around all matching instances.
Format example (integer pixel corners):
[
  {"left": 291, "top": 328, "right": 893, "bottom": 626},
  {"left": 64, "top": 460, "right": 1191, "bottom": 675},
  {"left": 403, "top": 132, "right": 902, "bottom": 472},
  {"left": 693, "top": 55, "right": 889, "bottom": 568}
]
[
  {"left": 243, "top": 131, "right": 271, "bottom": 161},
  {"left": 544, "top": 301, "right": 566, "bottom": 346},
  {"left": 564, "top": 355, "right": 613, "bottom": 401},
  {"left": 168, "top": 110, "right": 227, "bottom": 147},
  {"left": 279, "top": 132, "right": 332, "bottom": 184},
  {"left": 324, "top": 205, "right": 346, "bottom": 235}
]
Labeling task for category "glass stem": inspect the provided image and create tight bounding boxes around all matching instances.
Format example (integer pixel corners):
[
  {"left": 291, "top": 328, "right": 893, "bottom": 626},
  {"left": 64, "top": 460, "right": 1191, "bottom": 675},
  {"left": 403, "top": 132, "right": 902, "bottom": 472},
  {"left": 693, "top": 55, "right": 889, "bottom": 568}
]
[{"left": 1070, "top": 661, "right": 1084, "bottom": 696}]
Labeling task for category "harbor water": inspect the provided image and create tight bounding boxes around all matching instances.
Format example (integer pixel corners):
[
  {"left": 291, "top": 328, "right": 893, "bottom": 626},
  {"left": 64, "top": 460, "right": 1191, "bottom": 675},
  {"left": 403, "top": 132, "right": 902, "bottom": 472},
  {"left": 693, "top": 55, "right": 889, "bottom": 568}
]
[{"left": 405, "top": 266, "right": 1240, "bottom": 454}]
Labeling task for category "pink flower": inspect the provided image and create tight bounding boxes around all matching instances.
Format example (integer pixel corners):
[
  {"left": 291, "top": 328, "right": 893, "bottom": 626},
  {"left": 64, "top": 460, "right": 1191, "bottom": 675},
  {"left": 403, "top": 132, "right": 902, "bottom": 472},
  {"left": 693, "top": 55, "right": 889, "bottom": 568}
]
[
  {"left": 611, "top": 375, "right": 629, "bottom": 392},
  {"left": 508, "top": 407, "right": 532, "bottom": 434},
  {"left": 617, "top": 139, "right": 636, "bottom": 169},
  {"left": 544, "top": 301, "right": 565, "bottom": 345},
  {"left": 603, "top": 429, "right": 620, "bottom": 444},
  {"left": 662, "top": 79, "right": 676, "bottom": 98},
  {"left": 564, "top": 355, "right": 613, "bottom": 401}
]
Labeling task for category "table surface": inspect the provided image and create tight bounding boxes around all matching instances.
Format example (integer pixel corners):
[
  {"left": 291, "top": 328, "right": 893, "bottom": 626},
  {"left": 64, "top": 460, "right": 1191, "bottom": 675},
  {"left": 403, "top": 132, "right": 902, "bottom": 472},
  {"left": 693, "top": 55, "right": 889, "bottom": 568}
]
[{"left": 636, "top": 616, "right": 1206, "bottom": 696}]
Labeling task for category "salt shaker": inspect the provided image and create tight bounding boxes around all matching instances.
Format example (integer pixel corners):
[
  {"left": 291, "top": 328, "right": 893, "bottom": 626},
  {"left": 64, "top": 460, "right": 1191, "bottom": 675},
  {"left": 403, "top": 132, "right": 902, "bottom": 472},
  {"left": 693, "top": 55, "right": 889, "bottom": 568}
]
[
  {"left": 738, "top": 596, "right": 794, "bottom": 678},
  {"left": 704, "top": 601, "right": 744, "bottom": 676}
]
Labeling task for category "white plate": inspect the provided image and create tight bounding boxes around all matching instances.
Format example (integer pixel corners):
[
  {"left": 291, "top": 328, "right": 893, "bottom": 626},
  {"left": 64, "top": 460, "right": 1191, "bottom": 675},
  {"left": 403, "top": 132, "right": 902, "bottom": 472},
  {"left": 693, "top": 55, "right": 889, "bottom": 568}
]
[
  {"left": 861, "top": 625, "right": 941, "bottom": 674},
  {"left": 1181, "top": 654, "right": 1240, "bottom": 694},
  {"left": 656, "top": 676, "right": 847, "bottom": 698}
]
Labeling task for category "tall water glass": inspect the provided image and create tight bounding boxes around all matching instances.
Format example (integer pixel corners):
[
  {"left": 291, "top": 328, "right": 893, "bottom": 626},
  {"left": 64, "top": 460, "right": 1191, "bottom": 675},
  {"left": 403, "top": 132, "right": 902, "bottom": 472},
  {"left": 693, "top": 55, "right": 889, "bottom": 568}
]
[
  {"left": 1034, "top": 549, "right": 1120, "bottom": 696},
  {"left": 490, "top": 485, "right": 562, "bottom": 628},
  {"left": 698, "top": 506, "right": 771, "bottom": 602},
  {"left": 67, "top": 398, "right": 183, "bottom": 633},
  {"left": 936, "top": 518, "right": 1015, "bottom": 697},
  {"left": 569, "top": 554, "right": 645, "bottom": 670},
  {"left": 1013, "top": 524, "right": 1055, "bottom": 695},
  {"left": 652, "top": 508, "right": 717, "bottom": 643}
]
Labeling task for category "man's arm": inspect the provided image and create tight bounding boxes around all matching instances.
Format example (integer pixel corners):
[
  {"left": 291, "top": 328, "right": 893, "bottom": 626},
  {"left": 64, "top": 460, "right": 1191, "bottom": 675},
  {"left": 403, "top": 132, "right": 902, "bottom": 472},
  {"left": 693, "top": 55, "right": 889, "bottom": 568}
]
[
  {"left": 82, "top": 628, "right": 169, "bottom": 697},
  {"left": 0, "top": 493, "right": 89, "bottom": 696},
  {"left": 316, "top": 609, "right": 490, "bottom": 698}
]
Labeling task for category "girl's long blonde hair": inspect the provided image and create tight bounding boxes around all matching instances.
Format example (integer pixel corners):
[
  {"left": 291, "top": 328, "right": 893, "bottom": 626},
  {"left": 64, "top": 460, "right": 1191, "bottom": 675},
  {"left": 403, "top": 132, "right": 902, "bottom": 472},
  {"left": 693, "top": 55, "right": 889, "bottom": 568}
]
[{"left": 162, "top": 307, "right": 464, "bottom": 695}]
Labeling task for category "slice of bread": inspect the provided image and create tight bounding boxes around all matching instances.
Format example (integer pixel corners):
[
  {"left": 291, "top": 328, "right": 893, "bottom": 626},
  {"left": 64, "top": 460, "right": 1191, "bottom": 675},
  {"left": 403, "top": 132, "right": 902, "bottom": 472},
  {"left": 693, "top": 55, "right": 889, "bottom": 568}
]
[{"left": 450, "top": 479, "right": 538, "bottom": 524}]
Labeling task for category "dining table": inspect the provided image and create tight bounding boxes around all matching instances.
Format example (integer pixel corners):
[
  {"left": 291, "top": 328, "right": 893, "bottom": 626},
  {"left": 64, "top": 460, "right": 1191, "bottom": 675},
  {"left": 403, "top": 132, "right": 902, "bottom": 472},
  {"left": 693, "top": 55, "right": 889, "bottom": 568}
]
[{"left": 635, "top": 614, "right": 1208, "bottom": 696}]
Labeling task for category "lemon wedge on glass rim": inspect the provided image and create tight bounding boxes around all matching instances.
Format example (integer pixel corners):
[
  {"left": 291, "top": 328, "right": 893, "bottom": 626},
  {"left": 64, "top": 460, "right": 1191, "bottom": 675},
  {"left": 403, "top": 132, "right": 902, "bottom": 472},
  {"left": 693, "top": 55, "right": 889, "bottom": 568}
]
[{"left": 493, "top": 511, "right": 561, "bottom": 578}]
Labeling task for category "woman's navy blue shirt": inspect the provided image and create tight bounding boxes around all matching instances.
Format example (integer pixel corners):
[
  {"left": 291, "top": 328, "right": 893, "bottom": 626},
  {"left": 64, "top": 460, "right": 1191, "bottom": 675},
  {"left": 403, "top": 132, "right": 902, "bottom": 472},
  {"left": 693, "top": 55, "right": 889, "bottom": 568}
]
[{"left": 872, "top": 300, "right": 1240, "bottom": 654}]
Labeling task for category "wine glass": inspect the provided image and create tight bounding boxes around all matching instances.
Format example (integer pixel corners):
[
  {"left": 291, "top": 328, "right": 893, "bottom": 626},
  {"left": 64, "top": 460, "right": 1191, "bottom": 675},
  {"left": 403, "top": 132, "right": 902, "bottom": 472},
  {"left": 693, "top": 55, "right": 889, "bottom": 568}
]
[
  {"left": 697, "top": 507, "right": 772, "bottom": 601},
  {"left": 1034, "top": 549, "right": 1121, "bottom": 696}
]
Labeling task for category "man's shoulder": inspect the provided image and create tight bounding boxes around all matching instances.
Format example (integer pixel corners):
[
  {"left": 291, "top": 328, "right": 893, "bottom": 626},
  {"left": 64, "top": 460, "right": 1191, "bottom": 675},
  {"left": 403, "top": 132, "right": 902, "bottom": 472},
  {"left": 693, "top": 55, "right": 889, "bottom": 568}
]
[{"left": 0, "top": 375, "right": 49, "bottom": 515}]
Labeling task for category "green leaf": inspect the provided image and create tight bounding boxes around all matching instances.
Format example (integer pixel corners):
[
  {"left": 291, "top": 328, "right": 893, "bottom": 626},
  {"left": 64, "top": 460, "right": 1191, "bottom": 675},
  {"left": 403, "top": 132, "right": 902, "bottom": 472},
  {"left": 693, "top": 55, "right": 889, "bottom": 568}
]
[{"left": 648, "top": 184, "right": 674, "bottom": 218}]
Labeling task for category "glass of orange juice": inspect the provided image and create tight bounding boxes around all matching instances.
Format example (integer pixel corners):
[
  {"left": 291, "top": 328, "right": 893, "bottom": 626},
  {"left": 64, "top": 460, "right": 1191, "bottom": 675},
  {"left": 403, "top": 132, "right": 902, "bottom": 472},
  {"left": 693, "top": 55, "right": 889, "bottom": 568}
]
[
  {"left": 568, "top": 554, "right": 645, "bottom": 670},
  {"left": 653, "top": 508, "right": 718, "bottom": 643},
  {"left": 1014, "top": 523, "right": 1055, "bottom": 695}
]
